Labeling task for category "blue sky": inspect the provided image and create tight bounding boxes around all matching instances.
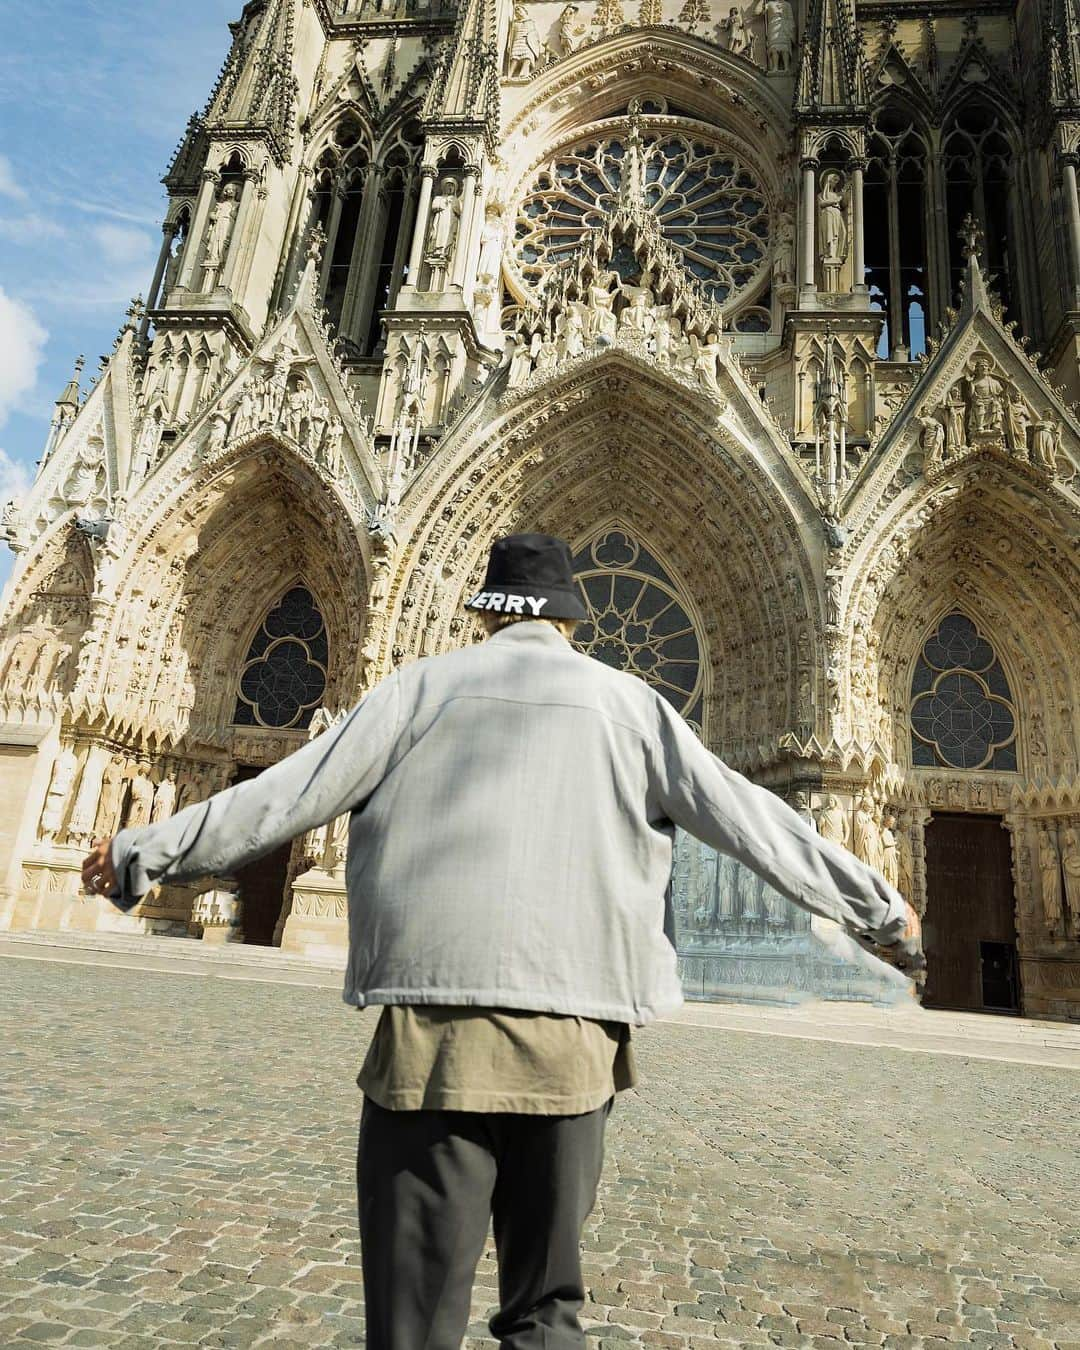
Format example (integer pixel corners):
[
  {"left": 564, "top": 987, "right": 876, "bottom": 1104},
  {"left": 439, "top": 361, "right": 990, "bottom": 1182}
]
[{"left": 0, "top": 0, "right": 239, "bottom": 586}]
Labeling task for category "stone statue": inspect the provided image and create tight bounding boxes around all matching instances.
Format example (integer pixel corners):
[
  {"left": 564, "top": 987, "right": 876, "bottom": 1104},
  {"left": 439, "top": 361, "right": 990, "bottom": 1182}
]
[
  {"left": 368, "top": 549, "right": 393, "bottom": 611},
  {"left": 307, "top": 397, "right": 330, "bottom": 459},
  {"left": 790, "top": 790, "right": 816, "bottom": 829},
  {"left": 815, "top": 793, "right": 848, "bottom": 848},
  {"left": 720, "top": 4, "right": 751, "bottom": 54},
  {"left": 943, "top": 383, "right": 967, "bottom": 456},
  {"left": 1061, "top": 825, "right": 1080, "bottom": 928},
  {"left": 66, "top": 745, "right": 108, "bottom": 848},
  {"left": 126, "top": 765, "right": 156, "bottom": 830},
  {"left": 1031, "top": 418, "right": 1058, "bottom": 472},
  {"left": 506, "top": 2, "right": 540, "bottom": 78},
  {"left": 323, "top": 418, "right": 344, "bottom": 477},
  {"left": 558, "top": 3, "right": 586, "bottom": 51},
  {"left": 39, "top": 745, "right": 79, "bottom": 843},
  {"left": 773, "top": 210, "right": 795, "bottom": 288},
  {"left": 95, "top": 756, "right": 126, "bottom": 839},
  {"left": 586, "top": 273, "right": 618, "bottom": 343},
  {"left": 691, "top": 331, "right": 724, "bottom": 397},
  {"left": 284, "top": 379, "right": 310, "bottom": 444},
  {"left": 205, "top": 410, "right": 230, "bottom": 458},
  {"left": 880, "top": 812, "right": 900, "bottom": 890},
  {"left": 897, "top": 812, "right": 915, "bottom": 906},
  {"left": 966, "top": 356, "right": 1005, "bottom": 440},
  {"left": 757, "top": 0, "right": 795, "bottom": 72},
  {"left": 918, "top": 415, "right": 946, "bottom": 473},
  {"left": 231, "top": 384, "right": 258, "bottom": 439},
  {"left": 1039, "top": 828, "right": 1063, "bottom": 935},
  {"left": 424, "top": 178, "right": 462, "bottom": 289},
  {"left": 202, "top": 183, "right": 240, "bottom": 286},
  {"left": 508, "top": 333, "right": 534, "bottom": 387},
  {"left": 64, "top": 438, "right": 106, "bottom": 507},
  {"left": 558, "top": 304, "right": 587, "bottom": 360},
  {"left": 150, "top": 775, "right": 178, "bottom": 824},
  {"left": 1005, "top": 392, "right": 1031, "bottom": 458},
  {"left": 852, "top": 794, "right": 883, "bottom": 872},
  {"left": 817, "top": 171, "right": 848, "bottom": 291}
]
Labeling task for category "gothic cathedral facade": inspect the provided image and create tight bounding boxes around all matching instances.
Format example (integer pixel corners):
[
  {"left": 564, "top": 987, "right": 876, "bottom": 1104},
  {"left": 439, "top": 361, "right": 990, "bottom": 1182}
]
[{"left": 2, "top": 0, "right": 1079, "bottom": 1016}]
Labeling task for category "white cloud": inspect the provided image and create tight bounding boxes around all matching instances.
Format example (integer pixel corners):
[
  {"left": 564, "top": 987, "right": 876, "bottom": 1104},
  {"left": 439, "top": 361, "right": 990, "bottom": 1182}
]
[
  {"left": 0, "top": 285, "right": 48, "bottom": 429},
  {"left": 0, "top": 155, "right": 28, "bottom": 203},
  {"left": 0, "top": 212, "right": 68, "bottom": 244},
  {"left": 94, "top": 222, "right": 156, "bottom": 266},
  {"left": 0, "top": 447, "right": 32, "bottom": 503}
]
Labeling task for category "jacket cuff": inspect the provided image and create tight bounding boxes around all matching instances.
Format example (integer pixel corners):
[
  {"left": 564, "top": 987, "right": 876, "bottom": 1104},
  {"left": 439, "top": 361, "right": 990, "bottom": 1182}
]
[
  {"left": 107, "top": 828, "right": 150, "bottom": 913},
  {"left": 867, "top": 888, "right": 909, "bottom": 947}
]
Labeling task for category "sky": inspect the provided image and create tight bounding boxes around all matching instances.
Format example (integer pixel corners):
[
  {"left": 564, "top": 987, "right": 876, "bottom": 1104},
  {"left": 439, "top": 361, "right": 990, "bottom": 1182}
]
[{"left": 0, "top": 0, "right": 240, "bottom": 587}]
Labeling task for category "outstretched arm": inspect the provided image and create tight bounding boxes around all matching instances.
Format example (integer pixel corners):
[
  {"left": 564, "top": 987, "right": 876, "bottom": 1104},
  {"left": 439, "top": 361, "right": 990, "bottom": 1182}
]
[
  {"left": 648, "top": 692, "right": 910, "bottom": 948},
  {"left": 83, "top": 672, "right": 402, "bottom": 912}
]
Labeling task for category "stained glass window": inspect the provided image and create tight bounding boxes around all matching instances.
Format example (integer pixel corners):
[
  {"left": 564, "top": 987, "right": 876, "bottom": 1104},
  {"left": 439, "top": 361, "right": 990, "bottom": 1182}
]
[
  {"left": 232, "top": 587, "right": 328, "bottom": 731},
  {"left": 572, "top": 530, "right": 703, "bottom": 729},
  {"left": 910, "top": 612, "right": 1017, "bottom": 771},
  {"left": 515, "top": 130, "right": 770, "bottom": 313}
]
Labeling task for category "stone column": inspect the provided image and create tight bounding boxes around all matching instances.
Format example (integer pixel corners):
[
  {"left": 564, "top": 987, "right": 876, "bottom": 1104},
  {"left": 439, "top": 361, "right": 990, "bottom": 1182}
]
[
  {"left": 341, "top": 164, "right": 385, "bottom": 344},
  {"left": 319, "top": 186, "right": 347, "bottom": 303},
  {"left": 1062, "top": 154, "right": 1080, "bottom": 310},
  {"left": 176, "top": 170, "right": 219, "bottom": 292},
  {"left": 220, "top": 172, "right": 257, "bottom": 294},
  {"left": 406, "top": 168, "right": 437, "bottom": 285},
  {"left": 451, "top": 166, "right": 479, "bottom": 292},
  {"left": 799, "top": 157, "right": 817, "bottom": 302},
  {"left": 140, "top": 221, "right": 179, "bottom": 339},
  {"left": 849, "top": 157, "right": 867, "bottom": 297}
]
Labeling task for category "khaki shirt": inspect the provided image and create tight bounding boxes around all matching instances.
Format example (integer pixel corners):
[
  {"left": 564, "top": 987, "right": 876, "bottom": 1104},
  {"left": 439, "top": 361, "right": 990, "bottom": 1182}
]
[{"left": 357, "top": 1006, "right": 638, "bottom": 1114}]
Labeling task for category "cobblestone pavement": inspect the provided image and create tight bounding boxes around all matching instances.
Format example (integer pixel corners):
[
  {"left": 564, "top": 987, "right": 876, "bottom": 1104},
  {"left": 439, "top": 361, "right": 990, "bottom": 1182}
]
[{"left": 2, "top": 956, "right": 1079, "bottom": 1350}]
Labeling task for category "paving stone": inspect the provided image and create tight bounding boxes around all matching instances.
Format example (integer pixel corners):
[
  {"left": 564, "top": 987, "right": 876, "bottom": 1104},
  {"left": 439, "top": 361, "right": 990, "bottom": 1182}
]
[{"left": 2, "top": 958, "right": 1079, "bottom": 1348}]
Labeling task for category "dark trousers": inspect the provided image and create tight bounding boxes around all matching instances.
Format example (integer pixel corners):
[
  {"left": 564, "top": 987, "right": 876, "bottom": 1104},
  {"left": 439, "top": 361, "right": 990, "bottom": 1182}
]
[{"left": 356, "top": 1096, "right": 613, "bottom": 1349}]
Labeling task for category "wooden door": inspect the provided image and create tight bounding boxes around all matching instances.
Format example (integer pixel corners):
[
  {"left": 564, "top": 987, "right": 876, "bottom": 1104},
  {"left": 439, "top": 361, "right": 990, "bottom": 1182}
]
[
  {"left": 230, "top": 765, "right": 292, "bottom": 947},
  {"left": 922, "top": 813, "right": 1019, "bottom": 1014}
]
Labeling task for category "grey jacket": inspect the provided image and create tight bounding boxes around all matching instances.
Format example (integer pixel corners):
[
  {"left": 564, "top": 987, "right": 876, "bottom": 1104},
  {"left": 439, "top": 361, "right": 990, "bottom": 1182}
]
[{"left": 110, "top": 621, "right": 908, "bottom": 1025}]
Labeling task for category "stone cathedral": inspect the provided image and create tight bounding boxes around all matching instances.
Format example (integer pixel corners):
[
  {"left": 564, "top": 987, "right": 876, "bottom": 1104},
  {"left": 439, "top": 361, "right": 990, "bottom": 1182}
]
[{"left": 2, "top": 0, "right": 1079, "bottom": 1018}]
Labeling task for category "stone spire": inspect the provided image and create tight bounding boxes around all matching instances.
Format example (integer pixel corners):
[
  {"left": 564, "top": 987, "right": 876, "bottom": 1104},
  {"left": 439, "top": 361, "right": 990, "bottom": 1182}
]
[
  {"left": 1046, "top": 0, "right": 1080, "bottom": 109},
  {"left": 204, "top": 0, "right": 298, "bottom": 164},
  {"left": 55, "top": 355, "right": 84, "bottom": 418},
  {"left": 795, "top": 0, "right": 867, "bottom": 114},
  {"left": 423, "top": 0, "right": 500, "bottom": 146}
]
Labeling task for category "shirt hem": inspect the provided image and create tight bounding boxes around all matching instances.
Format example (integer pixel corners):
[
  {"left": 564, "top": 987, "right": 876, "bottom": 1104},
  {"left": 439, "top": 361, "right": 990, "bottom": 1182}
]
[{"left": 343, "top": 985, "right": 684, "bottom": 1027}]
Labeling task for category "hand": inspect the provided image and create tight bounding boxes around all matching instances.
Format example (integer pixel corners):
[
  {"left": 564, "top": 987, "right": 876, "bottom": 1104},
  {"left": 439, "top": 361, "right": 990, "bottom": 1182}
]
[{"left": 81, "top": 838, "right": 117, "bottom": 898}]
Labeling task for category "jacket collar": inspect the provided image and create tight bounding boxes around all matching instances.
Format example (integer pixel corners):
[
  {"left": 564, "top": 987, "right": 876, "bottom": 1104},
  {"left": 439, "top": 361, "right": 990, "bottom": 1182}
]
[{"left": 485, "top": 621, "right": 571, "bottom": 648}]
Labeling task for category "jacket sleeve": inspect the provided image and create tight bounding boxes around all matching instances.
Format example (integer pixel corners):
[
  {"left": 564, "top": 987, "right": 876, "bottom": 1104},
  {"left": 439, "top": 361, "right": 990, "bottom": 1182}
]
[
  {"left": 107, "top": 671, "right": 403, "bottom": 912},
  {"left": 648, "top": 692, "right": 908, "bottom": 946}
]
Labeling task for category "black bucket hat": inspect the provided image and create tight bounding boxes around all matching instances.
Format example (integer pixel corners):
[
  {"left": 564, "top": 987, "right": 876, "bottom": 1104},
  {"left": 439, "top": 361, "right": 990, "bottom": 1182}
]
[{"left": 464, "top": 533, "right": 588, "bottom": 620}]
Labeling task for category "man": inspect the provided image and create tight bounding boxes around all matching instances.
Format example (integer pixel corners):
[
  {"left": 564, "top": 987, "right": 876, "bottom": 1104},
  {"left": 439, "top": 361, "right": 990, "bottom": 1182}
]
[{"left": 83, "top": 533, "right": 923, "bottom": 1350}]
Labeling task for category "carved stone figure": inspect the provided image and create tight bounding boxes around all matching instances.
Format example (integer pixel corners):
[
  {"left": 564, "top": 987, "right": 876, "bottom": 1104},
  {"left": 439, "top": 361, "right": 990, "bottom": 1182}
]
[
  {"left": 1005, "top": 392, "right": 1031, "bottom": 458},
  {"left": 559, "top": 304, "right": 587, "bottom": 360},
  {"left": 1031, "top": 418, "right": 1058, "bottom": 472},
  {"left": 773, "top": 209, "right": 795, "bottom": 288},
  {"left": 815, "top": 793, "right": 848, "bottom": 848},
  {"left": 508, "top": 333, "right": 533, "bottom": 387},
  {"left": 95, "top": 756, "right": 126, "bottom": 839},
  {"left": 896, "top": 811, "right": 915, "bottom": 904},
  {"left": 817, "top": 171, "right": 848, "bottom": 291},
  {"left": 757, "top": 0, "right": 795, "bottom": 71},
  {"left": 231, "top": 384, "right": 258, "bottom": 438},
  {"left": 126, "top": 764, "right": 156, "bottom": 830},
  {"left": 558, "top": 3, "right": 587, "bottom": 51},
  {"left": 202, "top": 182, "right": 239, "bottom": 286},
  {"left": 150, "top": 775, "right": 178, "bottom": 824},
  {"left": 205, "top": 410, "right": 230, "bottom": 458},
  {"left": 966, "top": 356, "right": 1005, "bottom": 441},
  {"left": 424, "top": 178, "right": 462, "bottom": 289},
  {"left": 39, "top": 745, "right": 79, "bottom": 843},
  {"left": 506, "top": 3, "right": 540, "bottom": 78},
  {"left": 1061, "top": 825, "right": 1080, "bottom": 928},
  {"left": 691, "top": 331, "right": 724, "bottom": 397},
  {"left": 586, "top": 273, "right": 618, "bottom": 343},
  {"left": 852, "top": 794, "right": 883, "bottom": 872},
  {"left": 65, "top": 438, "right": 106, "bottom": 506},
  {"left": 720, "top": 5, "right": 751, "bottom": 54},
  {"left": 1039, "top": 828, "right": 1064, "bottom": 935},
  {"left": 943, "top": 383, "right": 967, "bottom": 455},
  {"left": 323, "top": 418, "right": 344, "bottom": 477},
  {"left": 918, "top": 415, "right": 946, "bottom": 473},
  {"left": 880, "top": 812, "right": 900, "bottom": 890}
]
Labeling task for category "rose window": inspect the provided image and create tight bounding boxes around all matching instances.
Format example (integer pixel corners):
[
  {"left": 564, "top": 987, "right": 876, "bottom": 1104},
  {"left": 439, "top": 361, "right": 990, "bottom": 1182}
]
[
  {"left": 233, "top": 586, "right": 328, "bottom": 731},
  {"left": 572, "top": 530, "right": 703, "bottom": 729},
  {"left": 910, "top": 613, "right": 1017, "bottom": 771},
  {"left": 514, "top": 130, "right": 770, "bottom": 313}
]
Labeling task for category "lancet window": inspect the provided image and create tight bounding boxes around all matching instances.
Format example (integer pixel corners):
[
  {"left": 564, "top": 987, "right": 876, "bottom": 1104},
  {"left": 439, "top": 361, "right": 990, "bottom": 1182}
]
[
  {"left": 514, "top": 122, "right": 770, "bottom": 320},
  {"left": 865, "top": 111, "right": 929, "bottom": 359},
  {"left": 571, "top": 530, "right": 703, "bottom": 731},
  {"left": 310, "top": 117, "right": 421, "bottom": 357},
  {"left": 942, "top": 104, "right": 1016, "bottom": 322},
  {"left": 909, "top": 612, "right": 1017, "bottom": 771},
  {"left": 232, "top": 587, "right": 328, "bottom": 731}
]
